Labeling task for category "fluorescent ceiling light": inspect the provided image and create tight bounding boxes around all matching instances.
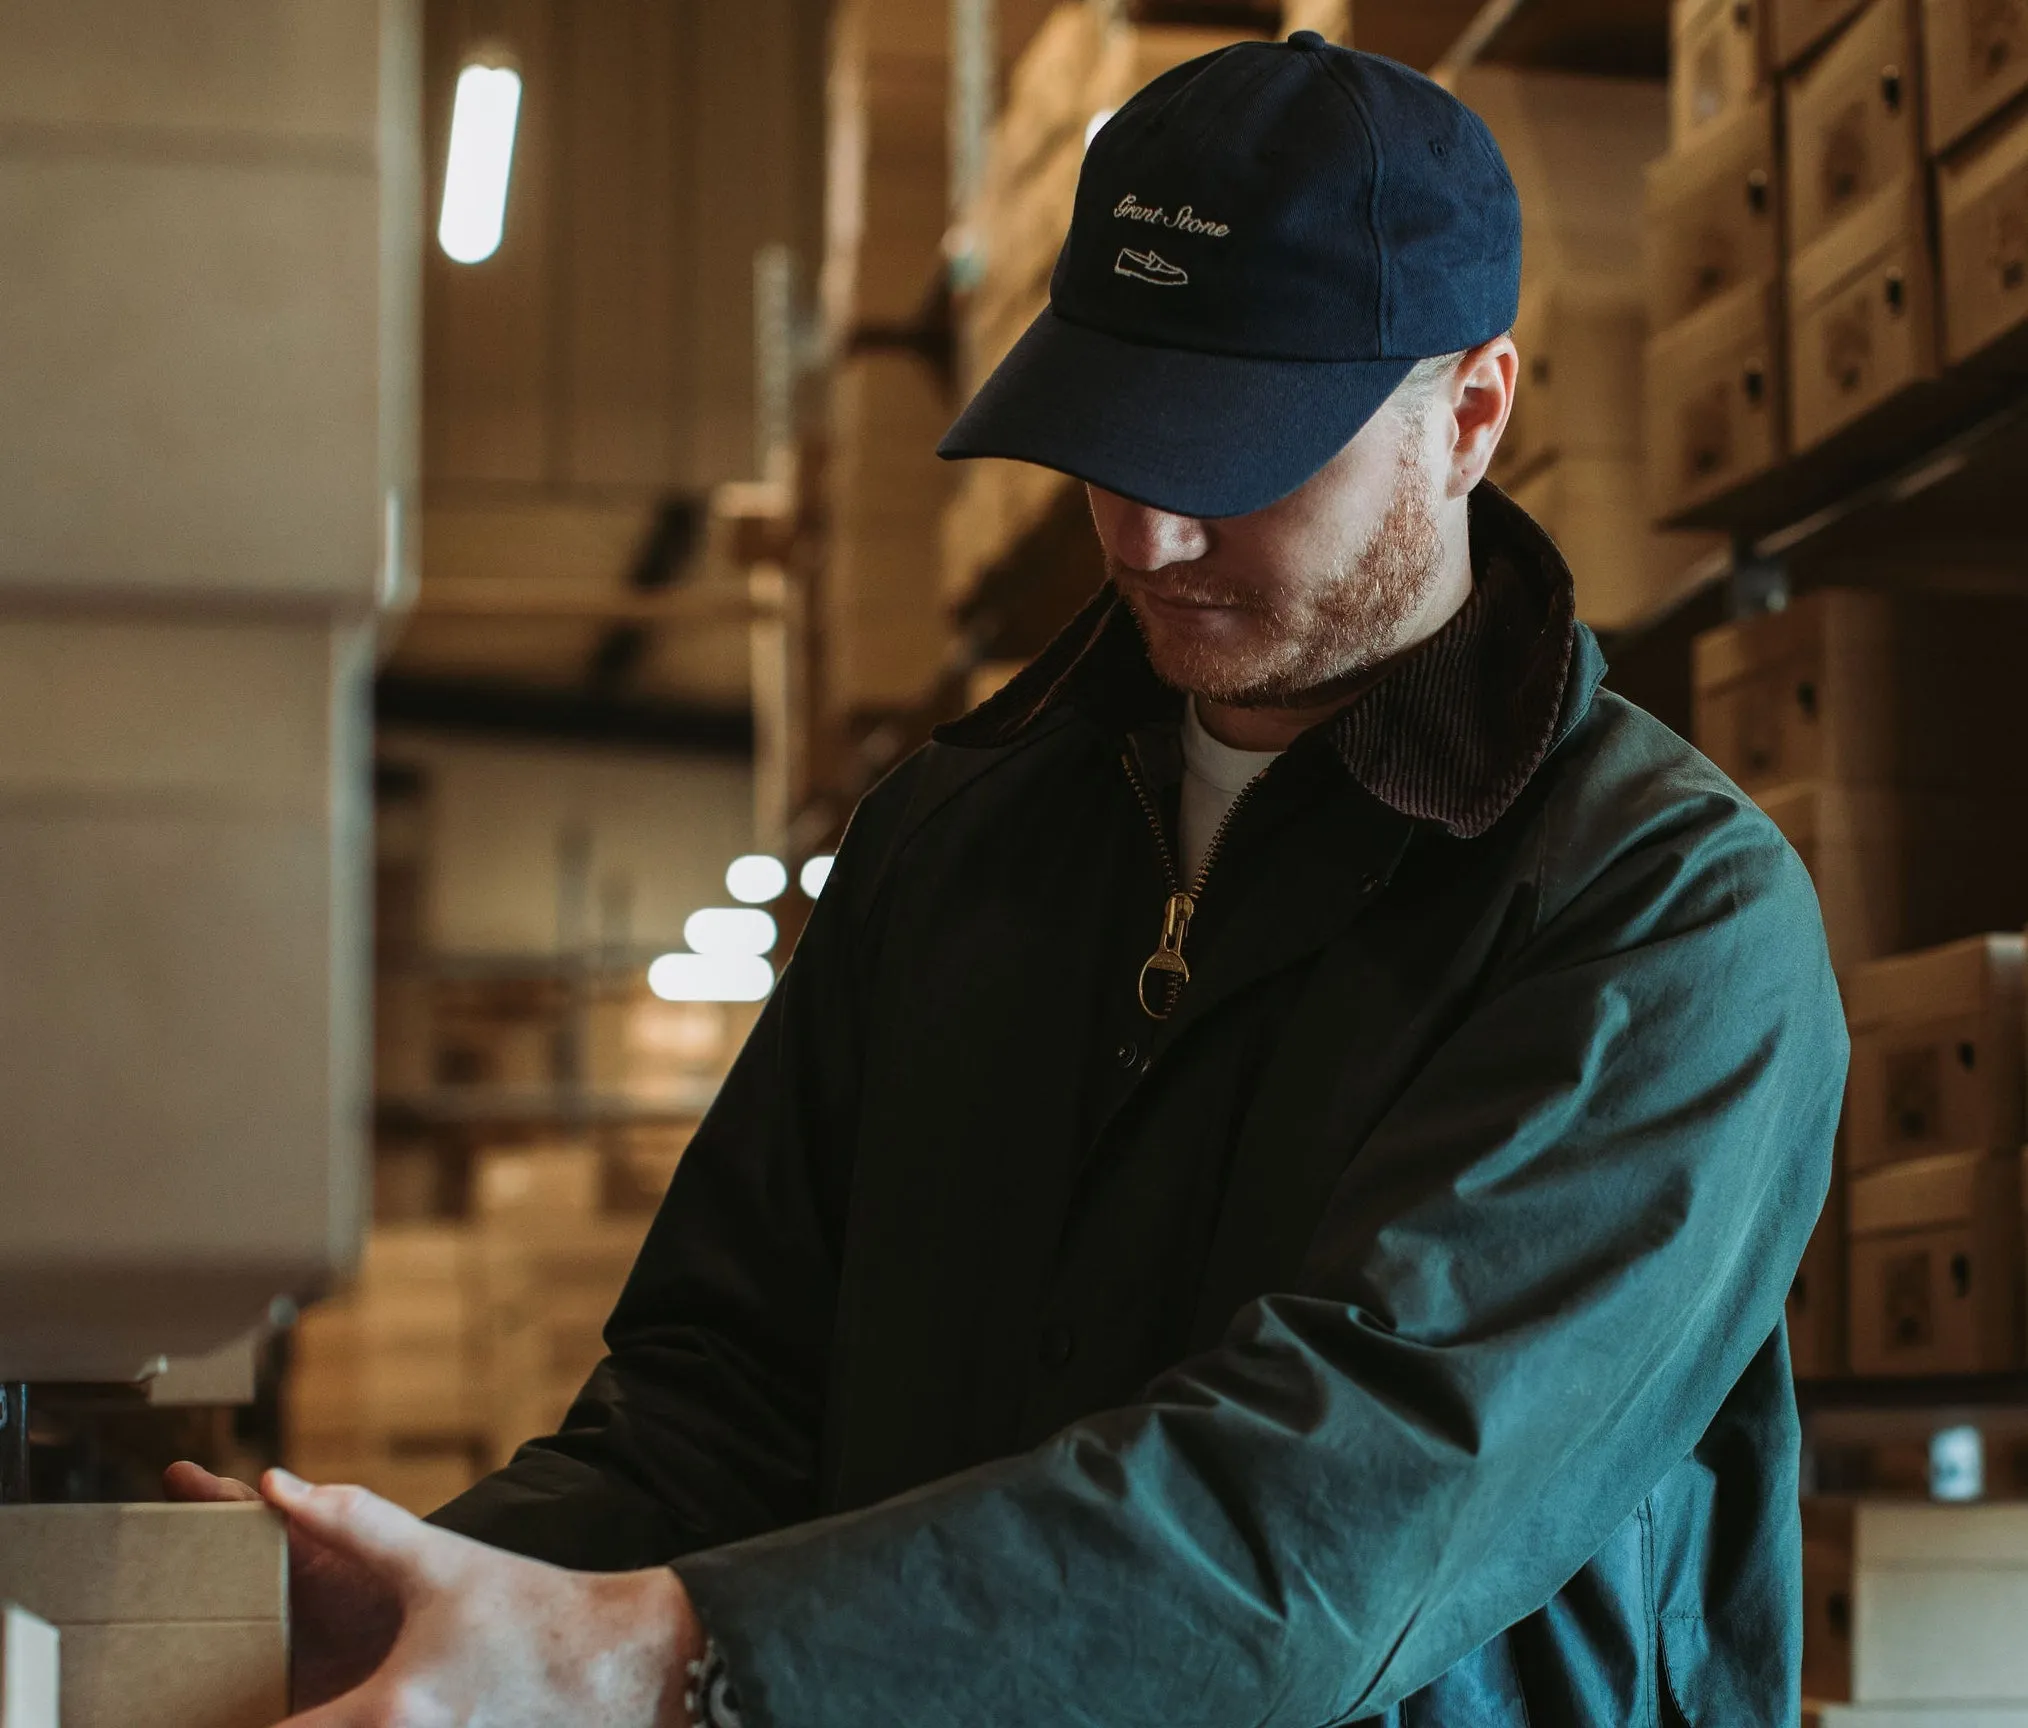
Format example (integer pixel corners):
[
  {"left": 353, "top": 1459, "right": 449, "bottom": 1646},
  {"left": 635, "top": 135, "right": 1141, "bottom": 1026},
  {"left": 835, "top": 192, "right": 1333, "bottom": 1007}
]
[
  {"left": 438, "top": 62, "right": 522, "bottom": 265},
  {"left": 684, "top": 908, "right": 778, "bottom": 957},
  {"left": 799, "top": 854, "right": 835, "bottom": 899},
  {"left": 725, "top": 855, "right": 789, "bottom": 905},
  {"left": 647, "top": 952, "right": 775, "bottom": 1004}
]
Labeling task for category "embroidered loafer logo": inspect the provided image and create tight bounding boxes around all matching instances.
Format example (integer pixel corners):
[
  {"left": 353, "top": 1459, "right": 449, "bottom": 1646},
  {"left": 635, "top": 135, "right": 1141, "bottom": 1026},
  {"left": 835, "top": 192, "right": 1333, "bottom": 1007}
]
[{"left": 1115, "top": 247, "right": 1189, "bottom": 286}]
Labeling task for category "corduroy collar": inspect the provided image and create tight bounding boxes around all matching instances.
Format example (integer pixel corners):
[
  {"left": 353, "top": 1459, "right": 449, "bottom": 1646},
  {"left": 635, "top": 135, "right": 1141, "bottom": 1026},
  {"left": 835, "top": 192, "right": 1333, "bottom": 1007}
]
[{"left": 933, "top": 483, "right": 1581, "bottom": 840}]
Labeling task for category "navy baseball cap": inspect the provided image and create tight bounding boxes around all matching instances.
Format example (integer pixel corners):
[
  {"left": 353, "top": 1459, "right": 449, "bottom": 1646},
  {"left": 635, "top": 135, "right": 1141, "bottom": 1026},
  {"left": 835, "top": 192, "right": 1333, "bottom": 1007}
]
[{"left": 938, "top": 32, "right": 1522, "bottom": 519}]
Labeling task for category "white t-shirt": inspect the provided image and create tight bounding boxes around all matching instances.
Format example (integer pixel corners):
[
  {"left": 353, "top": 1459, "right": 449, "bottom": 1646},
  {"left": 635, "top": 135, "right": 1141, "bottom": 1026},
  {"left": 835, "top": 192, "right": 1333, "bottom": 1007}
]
[{"left": 1180, "top": 699, "right": 1282, "bottom": 886}]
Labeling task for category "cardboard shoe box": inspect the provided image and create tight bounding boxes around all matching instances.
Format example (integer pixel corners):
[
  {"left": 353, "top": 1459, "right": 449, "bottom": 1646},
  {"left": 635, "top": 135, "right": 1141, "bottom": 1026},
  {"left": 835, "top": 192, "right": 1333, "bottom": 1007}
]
[
  {"left": 1843, "top": 935, "right": 2027, "bottom": 1173},
  {"left": 1788, "top": 179, "right": 1939, "bottom": 451},
  {"left": 1774, "top": 0, "right": 1872, "bottom": 68},
  {"left": 1803, "top": 1499, "right": 2028, "bottom": 1707},
  {"left": 1645, "top": 92, "right": 1782, "bottom": 331},
  {"left": 1645, "top": 276, "right": 1787, "bottom": 518},
  {"left": 1691, "top": 587, "right": 2028, "bottom": 794},
  {"left": 1940, "top": 91, "right": 2028, "bottom": 361},
  {"left": 1509, "top": 454, "right": 1726, "bottom": 629},
  {"left": 1672, "top": 0, "right": 1772, "bottom": 148},
  {"left": 0, "top": 1505, "right": 287, "bottom": 1728},
  {"left": 1792, "top": 1141, "right": 1849, "bottom": 1376},
  {"left": 1924, "top": 0, "right": 2028, "bottom": 154},
  {"left": 1847, "top": 1148, "right": 2023, "bottom": 1374},
  {"left": 1785, "top": 0, "right": 1924, "bottom": 255},
  {"left": 1495, "top": 281, "right": 1647, "bottom": 486}
]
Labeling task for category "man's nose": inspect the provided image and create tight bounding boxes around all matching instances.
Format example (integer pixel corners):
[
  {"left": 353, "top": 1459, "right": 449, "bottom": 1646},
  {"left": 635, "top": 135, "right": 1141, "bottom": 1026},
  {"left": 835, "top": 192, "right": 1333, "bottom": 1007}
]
[{"left": 1102, "top": 502, "right": 1210, "bottom": 572}]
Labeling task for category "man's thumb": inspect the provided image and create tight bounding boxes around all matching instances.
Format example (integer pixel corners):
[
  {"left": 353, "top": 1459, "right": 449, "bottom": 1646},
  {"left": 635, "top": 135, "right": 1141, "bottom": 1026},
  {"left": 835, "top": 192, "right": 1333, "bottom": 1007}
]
[{"left": 261, "top": 1471, "right": 441, "bottom": 1595}]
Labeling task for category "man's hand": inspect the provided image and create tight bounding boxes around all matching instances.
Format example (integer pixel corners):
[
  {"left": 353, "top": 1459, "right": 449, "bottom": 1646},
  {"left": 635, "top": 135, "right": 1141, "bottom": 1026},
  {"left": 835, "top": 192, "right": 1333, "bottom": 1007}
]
[
  {"left": 248, "top": 1468, "right": 701, "bottom": 1728},
  {"left": 166, "top": 1460, "right": 402, "bottom": 1709}
]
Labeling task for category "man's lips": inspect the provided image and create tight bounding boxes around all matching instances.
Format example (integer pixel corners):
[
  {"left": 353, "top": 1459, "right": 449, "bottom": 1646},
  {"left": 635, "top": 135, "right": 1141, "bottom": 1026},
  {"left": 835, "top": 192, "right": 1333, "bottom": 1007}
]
[{"left": 1122, "top": 580, "right": 1247, "bottom": 617}]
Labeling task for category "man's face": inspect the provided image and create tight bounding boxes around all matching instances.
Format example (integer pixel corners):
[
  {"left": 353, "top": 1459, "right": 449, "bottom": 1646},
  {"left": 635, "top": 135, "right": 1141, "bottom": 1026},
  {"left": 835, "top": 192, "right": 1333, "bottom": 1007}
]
[{"left": 1089, "top": 381, "right": 1450, "bottom": 709}]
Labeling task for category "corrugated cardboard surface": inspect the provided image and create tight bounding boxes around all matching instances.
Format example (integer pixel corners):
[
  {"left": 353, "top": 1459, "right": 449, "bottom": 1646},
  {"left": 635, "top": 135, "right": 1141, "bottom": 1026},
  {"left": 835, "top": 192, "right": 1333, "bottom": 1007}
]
[
  {"left": 1940, "top": 97, "right": 2028, "bottom": 363},
  {"left": 57, "top": 1621, "right": 285, "bottom": 1728},
  {"left": 1924, "top": 0, "right": 2028, "bottom": 154},
  {"left": 0, "top": 1504, "right": 284, "bottom": 1626},
  {"left": 1644, "top": 91, "right": 1781, "bottom": 332},
  {"left": 1785, "top": 0, "right": 1923, "bottom": 253}
]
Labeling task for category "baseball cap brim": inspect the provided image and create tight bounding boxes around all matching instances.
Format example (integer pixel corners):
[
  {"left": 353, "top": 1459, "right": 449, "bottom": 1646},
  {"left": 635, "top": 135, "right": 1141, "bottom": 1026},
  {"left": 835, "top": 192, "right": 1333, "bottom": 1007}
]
[{"left": 937, "top": 306, "right": 1417, "bottom": 520}]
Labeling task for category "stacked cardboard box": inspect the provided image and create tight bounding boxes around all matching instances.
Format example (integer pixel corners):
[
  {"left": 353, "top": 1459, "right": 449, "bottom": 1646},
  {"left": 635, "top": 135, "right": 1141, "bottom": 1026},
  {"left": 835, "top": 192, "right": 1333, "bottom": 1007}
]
[
  {"left": 1784, "top": 0, "right": 1940, "bottom": 451},
  {"left": 1932, "top": 0, "right": 2028, "bottom": 365},
  {"left": 287, "top": 1145, "right": 661, "bottom": 1509},
  {"left": 285, "top": 1222, "right": 489, "bottom": 1512},
  {"left": 0, "top": 1505, "right": 286, "bottom": 1728},
  {"left": 1437, "top": 64, "right": 1722, "bottom": 625},
  {"left": 1691, "top": 588, "right": 2028, "bottom": 973},
  {"left": 1645, "top": 1, "right": 1789, "bottom": 519},
  {"left": 1804, "top": 1499, "right": 2028, "bottom": 1715},
  {"left": 1843, "top": 935, "right": 2026, "bottom": 1375}
]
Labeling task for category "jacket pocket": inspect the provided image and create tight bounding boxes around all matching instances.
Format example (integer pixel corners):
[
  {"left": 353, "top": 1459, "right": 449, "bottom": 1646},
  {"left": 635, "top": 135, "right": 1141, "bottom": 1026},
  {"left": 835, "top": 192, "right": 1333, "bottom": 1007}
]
[{"left": 1658, "top": 1615, "right": 1707, "bottom": 1727}]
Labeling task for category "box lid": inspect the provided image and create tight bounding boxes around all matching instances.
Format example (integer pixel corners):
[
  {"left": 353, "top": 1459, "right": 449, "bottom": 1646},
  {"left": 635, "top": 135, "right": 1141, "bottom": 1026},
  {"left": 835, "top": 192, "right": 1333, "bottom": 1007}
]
[
  {"left": 1849, "top": 1147, "right": 2015, "bottom": 1233},
  {"left": 1846, "top": 935, "right": 2027, "bottom": 1029},
  {"left": 1789, "top": 177, "right": 1928, "bottom": 310}
]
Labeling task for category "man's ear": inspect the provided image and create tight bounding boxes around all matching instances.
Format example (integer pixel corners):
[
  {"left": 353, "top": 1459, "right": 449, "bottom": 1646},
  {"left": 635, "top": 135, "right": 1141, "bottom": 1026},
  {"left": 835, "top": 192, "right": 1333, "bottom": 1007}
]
[{"left": 1445, "top": 334, "right": 1518, "bottom": 500}]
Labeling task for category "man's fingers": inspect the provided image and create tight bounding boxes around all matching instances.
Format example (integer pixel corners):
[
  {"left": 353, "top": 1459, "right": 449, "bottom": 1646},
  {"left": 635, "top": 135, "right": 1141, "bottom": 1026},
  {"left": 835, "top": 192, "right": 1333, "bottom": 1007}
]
[
  {"left": 260, "top": 1471, "right": 446, "bottom": 1595},
  {"left": 269, "top": 1678, "right": 382, "bottom": 1728},
  {"left": 164, "top": 1460, "right": 261, "bottom": 1503}
]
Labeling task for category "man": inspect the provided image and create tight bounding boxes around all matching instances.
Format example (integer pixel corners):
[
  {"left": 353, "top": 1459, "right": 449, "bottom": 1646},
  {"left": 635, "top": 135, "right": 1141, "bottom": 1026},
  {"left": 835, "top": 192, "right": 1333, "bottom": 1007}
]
[{"left": 175, "top": 32, "right": 1845, "bottom": 1727}]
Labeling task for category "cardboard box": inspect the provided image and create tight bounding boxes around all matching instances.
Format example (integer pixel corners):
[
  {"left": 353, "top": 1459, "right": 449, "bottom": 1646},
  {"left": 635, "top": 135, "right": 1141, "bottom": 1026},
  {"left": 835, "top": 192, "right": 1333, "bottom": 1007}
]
[
  {"left": 1644, "top": 92, "right": 1782, "bottom": 332},
  {"left": 473, "top": 1143, "right": 602, "bottom": 1224},
  {"left": 0, "top": 1505, "right": 285, "bottom": 1626},
  {"left": 57, "top": 1621, "right": 285, "bottom": 1728},
  {"left": 1792, "top": 1146, "right": 1849, "bottom": 1375},
  {"left": 1460, "top": 68, "right": 1667, "bottom": 290},
  {"left": 1804, "top": 1499, "right": 2028, "bottom": 1707},
  {"left": 1924, "top": 0, "right": 2028, "bottom": 154},
  {"left": 1844, "top": 935, "right": 2027, "bottom": 1172},
  {"left": 1672, "top": 0, "right": 1772, "bottom": 149},
  {"left": 1773, "top": 0, "right": 1871, "bottom": 67},
  {"left": 1804, "top": 1498, "right": 1856, "bottom": 1702},
  {"left": 1, "top": 1605, "right": 58, "bottom": 1728},
  {"left": 1788, "top": 179, "right": 1939, "bottom": 451},
  {"left": 1785, "top": 0, "right": 1924, "bottom": 255},
  {"left": 1496, "top": 282, "right": 1647, "bottom": 486},
  {"left": 372, "top": 972, "right": 432, "bottom": 1098},
  {"left": 1847, "top": 1148, "right": 2023, "bottom": 1373},
  {"left": 1645, "top": 275, "right": 1786, "bottom": 518},
  {"left": 0, "top": 1506, "right": 287, "bottom": 1728},
  {"left": 1508, "top": 454, "right": 1727, "bottom": 630},
  {"left": 1940, "top": 92, "right": 2028, "bottom": 361},
  {"left": 1759, "top": 779, "right": 2028, "bottom": 971},
  {"left": 1692, "top": 588, "right": 2028, "bottom": 794}
]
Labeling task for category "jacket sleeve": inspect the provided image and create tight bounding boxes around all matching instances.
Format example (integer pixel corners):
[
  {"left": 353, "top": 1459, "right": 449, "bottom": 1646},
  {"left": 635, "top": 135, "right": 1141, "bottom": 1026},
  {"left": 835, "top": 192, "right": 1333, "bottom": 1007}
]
[
  {"left": 672, "top": 795, "right": 1847, "bottom": 1725},
  {"left": 424, "top": 762, "right": 918, "bottom": 1571}
]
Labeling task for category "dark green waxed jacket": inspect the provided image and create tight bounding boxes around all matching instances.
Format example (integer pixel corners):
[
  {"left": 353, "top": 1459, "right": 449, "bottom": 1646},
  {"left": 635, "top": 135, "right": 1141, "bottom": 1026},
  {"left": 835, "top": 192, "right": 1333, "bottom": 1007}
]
[{"left": 435, "top": 489, "right": 1846, "bottom": 1726}]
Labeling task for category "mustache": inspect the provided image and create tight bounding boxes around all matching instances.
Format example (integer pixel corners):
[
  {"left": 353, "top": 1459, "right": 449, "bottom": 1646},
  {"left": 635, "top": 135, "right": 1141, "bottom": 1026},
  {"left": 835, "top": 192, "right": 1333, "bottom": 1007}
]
[{"left": 1104, "top": 556, "right": 1267, "bottom": 612}]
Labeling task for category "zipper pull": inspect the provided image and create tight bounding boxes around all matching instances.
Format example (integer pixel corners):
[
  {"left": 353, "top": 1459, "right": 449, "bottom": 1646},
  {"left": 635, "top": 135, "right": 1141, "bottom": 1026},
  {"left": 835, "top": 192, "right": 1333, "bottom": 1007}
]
[{"left": 1137, "top": 891, "right": 1196, "bottom": 1020}]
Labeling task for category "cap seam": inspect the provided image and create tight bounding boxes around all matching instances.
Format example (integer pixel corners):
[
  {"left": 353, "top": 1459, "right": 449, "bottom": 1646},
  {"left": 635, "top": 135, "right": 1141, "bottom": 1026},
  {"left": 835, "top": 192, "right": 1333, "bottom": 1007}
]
[{"left": 1311, "top": 53, "right": 1392, "bottom": 356}]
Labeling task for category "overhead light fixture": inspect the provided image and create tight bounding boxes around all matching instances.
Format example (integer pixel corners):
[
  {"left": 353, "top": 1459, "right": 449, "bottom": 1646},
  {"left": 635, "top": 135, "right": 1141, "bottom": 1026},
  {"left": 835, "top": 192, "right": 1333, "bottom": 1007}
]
[
  {"left": 799, "top": 854, "right": 835, "bottom": 899},
  {"left": 647, "top": 953, "right": 775, "bottom": 1004},
  {"left": 684, "top": 908, "right": 778, "bottom": 957},
  {"left": 725, "top": 855, "right": 789, "bottom": 905},
  {"left": 438, "top": 60, "right": 523, "bottom": 265}
]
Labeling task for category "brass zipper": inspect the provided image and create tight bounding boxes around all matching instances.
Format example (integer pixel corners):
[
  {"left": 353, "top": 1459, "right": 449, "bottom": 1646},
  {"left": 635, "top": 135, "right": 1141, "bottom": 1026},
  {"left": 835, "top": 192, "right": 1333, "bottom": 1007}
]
[{"left": 1123, "top": 749, "right": 1267, "bottom": 1021}]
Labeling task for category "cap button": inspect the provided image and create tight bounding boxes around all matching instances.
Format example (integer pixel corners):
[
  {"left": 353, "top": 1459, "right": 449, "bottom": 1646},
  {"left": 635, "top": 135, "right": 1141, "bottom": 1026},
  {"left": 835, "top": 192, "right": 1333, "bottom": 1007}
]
[{"left": 1288, "top": 29, "right": 1327, "bottom": 50}]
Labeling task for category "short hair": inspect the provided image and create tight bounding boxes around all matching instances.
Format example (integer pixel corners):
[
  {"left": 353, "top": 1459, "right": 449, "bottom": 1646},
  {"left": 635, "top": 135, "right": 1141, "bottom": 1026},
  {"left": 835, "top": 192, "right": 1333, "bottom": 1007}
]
[{"left": 1403, "top": 350, "right": 1468, "bottom": 395}]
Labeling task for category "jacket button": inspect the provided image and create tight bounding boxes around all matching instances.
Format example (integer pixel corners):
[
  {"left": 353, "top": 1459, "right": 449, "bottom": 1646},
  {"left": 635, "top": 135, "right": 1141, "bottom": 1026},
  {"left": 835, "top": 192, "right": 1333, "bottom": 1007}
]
[
  {"left": 1038, "top": 1324, "right": 1075, "bottom": 1369},
  {"left": 1115, "top": 1040, "right": 1138, "bottom": 1070}
]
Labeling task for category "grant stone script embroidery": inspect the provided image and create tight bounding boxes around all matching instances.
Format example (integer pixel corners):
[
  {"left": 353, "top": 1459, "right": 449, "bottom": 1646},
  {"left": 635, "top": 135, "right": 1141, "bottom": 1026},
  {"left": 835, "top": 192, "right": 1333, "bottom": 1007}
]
[{"left": 1113, "top": 194, "right": 1232, "bottom": 237}]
